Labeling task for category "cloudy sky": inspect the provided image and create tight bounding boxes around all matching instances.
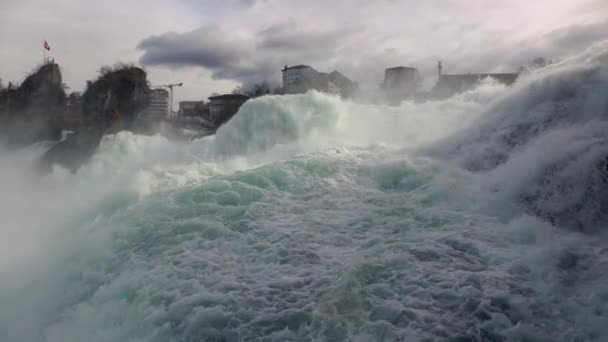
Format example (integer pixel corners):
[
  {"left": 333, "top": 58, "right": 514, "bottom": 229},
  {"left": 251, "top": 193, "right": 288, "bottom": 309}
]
[{"left": 1, "top": 0, "right": 607, "bottom": 102}]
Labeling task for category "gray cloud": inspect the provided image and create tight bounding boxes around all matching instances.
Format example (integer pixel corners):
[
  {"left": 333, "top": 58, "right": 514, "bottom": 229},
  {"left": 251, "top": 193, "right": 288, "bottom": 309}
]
[
  {"left": 138, "top": 18, "right": 608, "bottom": 91},
  {"left": 138, "top": 22, "right": 364, "bottom": 86},
  {"left": 404, "top": 19, "right": 608, "bottom": 88},
  {"left": 238, "top": 0, "right": 267, "bottom": 7},
  {"left": 258, "top": 22, "right": 360, "bottom": 51},
  {"left": 138, "top": 26, "right": 250, "bottom": 69},
  {"left": 543, "top": 20, "right": 608, "bottom": 56},
  {"left": 466, "top": 20, "right": 608, "bottom": 73},
  {"left": 4, "top": 0, "right": 604, "bottom": 102}
]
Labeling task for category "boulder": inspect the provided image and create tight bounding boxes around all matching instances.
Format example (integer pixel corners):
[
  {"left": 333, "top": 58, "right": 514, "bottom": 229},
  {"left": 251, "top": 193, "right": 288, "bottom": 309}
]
[
  {"left": 42, "top": 65, "right": 151, "bottom": 171},
  {"left": 0, "top": 63, "right": 66, "bottom": 147}
]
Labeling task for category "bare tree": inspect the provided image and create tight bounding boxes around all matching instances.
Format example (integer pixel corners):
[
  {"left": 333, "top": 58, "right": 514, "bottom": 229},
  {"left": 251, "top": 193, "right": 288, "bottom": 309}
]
[
  {"left": 98, "top": 62, "right": 138, "bottom": 76},
  {"left": 231, "top": 85, "right": 244, "bottom": 95},
  {"left": 529, "top": 57, "right": 553, "bottom": 69},
  {"left": 519, "top": 57, "right": 554, "bottom": 74},
  {"left": 231, "top": 81, "right": 278, "bottom": 97},
  {"left": 250, "top": 81, "right": 271, "bottom": 97}
]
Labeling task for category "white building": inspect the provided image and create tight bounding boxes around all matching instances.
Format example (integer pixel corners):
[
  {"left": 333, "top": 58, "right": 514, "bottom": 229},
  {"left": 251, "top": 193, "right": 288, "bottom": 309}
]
[
  {"left": 282, "top": 65, "right": 318, "bottom": 94},
  {"left": 382, "top": 66, "right": 421, "bottom": 105},
  {"left": 281, "top": 64, "right": 356, "bottom": 97},
  {"left": 144, "top": 88, "right": 170, "bottom": 119}
]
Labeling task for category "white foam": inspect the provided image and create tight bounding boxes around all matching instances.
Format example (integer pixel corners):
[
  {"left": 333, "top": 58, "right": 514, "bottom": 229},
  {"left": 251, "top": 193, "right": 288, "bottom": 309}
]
[{"left": 2, "top": 40, "right": 608, "bottom": 341}]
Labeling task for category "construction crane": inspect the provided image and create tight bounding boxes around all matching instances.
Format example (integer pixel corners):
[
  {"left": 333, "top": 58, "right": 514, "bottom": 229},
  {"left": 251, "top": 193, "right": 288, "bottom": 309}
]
[{"left": 152, "top": 83, "right": 183, "bottom": 117}]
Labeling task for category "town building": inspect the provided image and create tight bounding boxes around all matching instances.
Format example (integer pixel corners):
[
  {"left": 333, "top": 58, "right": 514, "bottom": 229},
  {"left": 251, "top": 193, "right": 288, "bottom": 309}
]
[
  {"left": 136, "top": 88, "right": 169, "bottom": 134},
  {"left": 432, "top": 73, "right": 518, "bottom": 98},
  {"left": 382, "top": 66, "right": 421, "bottom": 105},
  {"left": 431, "top": 61, "right": 518, "bottom": 98},
  {"left": 208, "top": 94, "right": 250, "bottom": 127},
  {"left": 172, "top": 100, "right": 214, "bottom": 132},
  {"left": 178, "top": 101, "right": 206, "bottom": 117},
  {"left": 327, "top": 71, "right": 358, "bottom": 98},
  {"left": 281, "top": 65, "right": 356, "bottom": 97},
  {"left": 143, "top": 88, "right": 170, "bottom": 119},
  {"left": 282, "top": 65, "right": 317, "bottom": 94}
]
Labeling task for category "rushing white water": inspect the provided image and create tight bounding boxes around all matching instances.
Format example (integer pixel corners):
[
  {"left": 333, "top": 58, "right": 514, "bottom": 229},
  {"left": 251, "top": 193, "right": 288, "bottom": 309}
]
[{"left": 1, "top": 42, "right": 608, "bottom": 342}]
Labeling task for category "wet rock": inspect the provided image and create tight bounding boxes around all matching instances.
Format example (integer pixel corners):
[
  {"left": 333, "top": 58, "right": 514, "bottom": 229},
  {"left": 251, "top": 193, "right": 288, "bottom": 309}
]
[
  {"left": 0, "top": 63, "right": 66, "bottom": 147},
  {"left": 42, "top": 65, "right": 150, "bottom": 171}
]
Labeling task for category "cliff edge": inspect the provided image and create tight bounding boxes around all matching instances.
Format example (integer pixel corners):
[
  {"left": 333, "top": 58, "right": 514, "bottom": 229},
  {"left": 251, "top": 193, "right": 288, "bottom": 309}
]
[
  {"left": 0, "top": 63, "right": 66, "bottom": 147},
  {"left": 42, "top": 65, "right": 151, "bottom": 171}
]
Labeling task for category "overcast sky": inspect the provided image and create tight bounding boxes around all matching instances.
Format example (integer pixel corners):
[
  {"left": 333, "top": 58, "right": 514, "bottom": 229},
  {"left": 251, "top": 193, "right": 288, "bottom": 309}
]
[{"left": 1, "top": 0, "right": 607, "bottom": 102}]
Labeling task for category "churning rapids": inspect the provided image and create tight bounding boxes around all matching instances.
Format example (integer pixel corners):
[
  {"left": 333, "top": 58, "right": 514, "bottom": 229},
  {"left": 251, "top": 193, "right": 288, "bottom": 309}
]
[{"left": 2, "top": 42, "right": 608, "bottom": 342}]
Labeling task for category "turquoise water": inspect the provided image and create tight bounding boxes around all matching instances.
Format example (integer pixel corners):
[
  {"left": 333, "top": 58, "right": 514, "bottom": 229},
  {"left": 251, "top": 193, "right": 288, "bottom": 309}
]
[{"left": 2, "top": 42, "right": 608, "bottom": 341}]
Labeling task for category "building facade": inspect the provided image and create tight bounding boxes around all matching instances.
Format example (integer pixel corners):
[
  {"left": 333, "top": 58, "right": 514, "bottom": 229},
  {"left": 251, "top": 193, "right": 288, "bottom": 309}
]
[
  {"left": 208, "top": 94, "right": 250, "bottom": 127},
  {"left": 328, "top": 71, "right": 357, "bottom": 98},
  {"left": 282, "top": 65, "right": 319, "bottom": 94},
  {"left": 281, "top": 65, "right": 355, "bottom": 97},
  {"left": 178, "top": 101, "right": 205, "bottom": 117},
  {"left": 432, "top": 73, "right": 518, "bottom": 99},
  {"left": 382, "top": 66, "right": 421, "bottom": 104},
  {"left": 143, "top": 88, "right": 170, "bottom": 119},
  {"left": 135, "top": 88, "right": 169, "bottom": 134}
]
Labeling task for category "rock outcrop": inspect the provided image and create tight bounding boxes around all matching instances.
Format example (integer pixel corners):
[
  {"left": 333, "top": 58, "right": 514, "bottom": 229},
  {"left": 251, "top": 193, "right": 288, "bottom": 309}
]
[
  {"left": 0, "top": 63, "right": 66, "bottom": 147},
  {"left": 42, "top": 66, "right": 151, "bottom": 171}
]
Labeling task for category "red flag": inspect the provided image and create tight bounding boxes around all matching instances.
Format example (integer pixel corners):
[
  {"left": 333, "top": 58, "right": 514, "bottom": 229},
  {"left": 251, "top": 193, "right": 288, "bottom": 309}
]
[{"left": 44, "top": 40, "right": 50, "bottom": 51}]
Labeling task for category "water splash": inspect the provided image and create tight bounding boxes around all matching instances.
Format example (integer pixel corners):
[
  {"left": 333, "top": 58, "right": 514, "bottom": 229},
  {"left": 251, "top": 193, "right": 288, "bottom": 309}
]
[{"left": 1, "top": 41, "right": 608, "bottom": 342}]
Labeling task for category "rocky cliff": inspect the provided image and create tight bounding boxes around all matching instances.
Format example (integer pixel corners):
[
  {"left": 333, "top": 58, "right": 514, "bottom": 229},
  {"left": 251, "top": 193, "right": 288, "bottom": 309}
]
[
  {"left": 0, "top": 63, "right": 66, "bottom": 147},
  {"left": 42, "top": 66, "right": 151, "bottom": 171}
]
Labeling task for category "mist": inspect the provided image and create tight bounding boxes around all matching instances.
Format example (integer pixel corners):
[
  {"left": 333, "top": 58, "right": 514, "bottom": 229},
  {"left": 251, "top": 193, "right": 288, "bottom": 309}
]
[{"left": 1, "top": 1, "right": 608, "bottom": 340}]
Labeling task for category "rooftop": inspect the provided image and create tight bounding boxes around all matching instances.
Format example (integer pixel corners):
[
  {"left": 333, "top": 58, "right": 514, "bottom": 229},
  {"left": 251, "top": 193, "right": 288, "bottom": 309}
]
[
  {"left": 179, "top": 100, "right": 204, "bottom": 104},
  {"left": 282, "top": 64, "right": 313, "bottom": 71},
  {"left": 208, "top": 94, "right": 250, "bottom": 101},
  {"left": 438, "top": 73, "right": 518, "bottom": 84},
  {"left": 431, "top": 72, "right": 519, "bottom": 98},
  {"left": 386, "top": 66, "right": 418, "bottom": 72}
]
